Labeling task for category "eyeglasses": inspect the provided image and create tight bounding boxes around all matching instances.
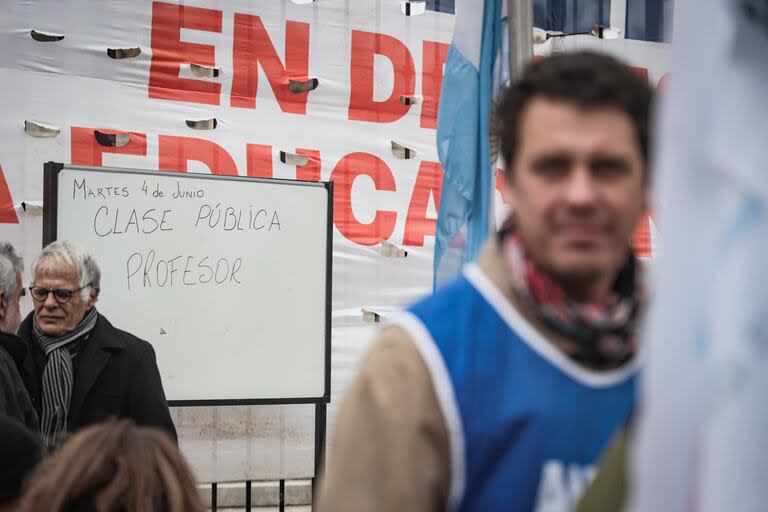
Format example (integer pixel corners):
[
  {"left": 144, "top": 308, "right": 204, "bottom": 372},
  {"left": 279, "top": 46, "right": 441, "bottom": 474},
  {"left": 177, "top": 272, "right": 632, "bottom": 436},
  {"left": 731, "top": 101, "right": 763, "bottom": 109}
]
[{"left": 28, "top": 285, "right": 90, "bottom": 304}]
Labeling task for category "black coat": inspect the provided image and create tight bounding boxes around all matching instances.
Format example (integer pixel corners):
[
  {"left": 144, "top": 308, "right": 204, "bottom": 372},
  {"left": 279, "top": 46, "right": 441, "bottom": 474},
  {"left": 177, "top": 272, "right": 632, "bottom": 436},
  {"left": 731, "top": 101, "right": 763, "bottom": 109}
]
[
  {"left": 0, "top": 331, "right": 38, "bottom": 431},
  {"left": 17, "top": 312, "right": 177, "bottom": 441}
]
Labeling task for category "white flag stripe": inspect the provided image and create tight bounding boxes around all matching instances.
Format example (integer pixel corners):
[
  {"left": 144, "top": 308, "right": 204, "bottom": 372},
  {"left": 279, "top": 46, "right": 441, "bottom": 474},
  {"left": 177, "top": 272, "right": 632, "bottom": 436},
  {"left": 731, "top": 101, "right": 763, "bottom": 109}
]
[{"left": 453, "top": 0, "right": 486, "bottom": 67}]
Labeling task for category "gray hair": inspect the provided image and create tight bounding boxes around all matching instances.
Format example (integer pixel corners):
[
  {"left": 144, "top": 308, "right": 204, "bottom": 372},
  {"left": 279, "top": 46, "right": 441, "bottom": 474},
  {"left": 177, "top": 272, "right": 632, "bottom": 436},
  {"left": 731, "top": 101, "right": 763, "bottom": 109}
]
[
  {"left": 33, "top": 241, "right": 101, "bottom": 299},
  {"left": 0, "top": 242, "right": 23, "bottom": 299}
]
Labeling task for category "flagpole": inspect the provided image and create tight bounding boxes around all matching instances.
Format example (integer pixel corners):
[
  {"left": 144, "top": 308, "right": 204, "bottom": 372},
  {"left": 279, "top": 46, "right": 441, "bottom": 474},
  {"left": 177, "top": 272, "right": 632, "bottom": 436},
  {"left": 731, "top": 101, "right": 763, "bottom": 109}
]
[{"left": 507, "top": 0, "right": 534, "bottom": 79}]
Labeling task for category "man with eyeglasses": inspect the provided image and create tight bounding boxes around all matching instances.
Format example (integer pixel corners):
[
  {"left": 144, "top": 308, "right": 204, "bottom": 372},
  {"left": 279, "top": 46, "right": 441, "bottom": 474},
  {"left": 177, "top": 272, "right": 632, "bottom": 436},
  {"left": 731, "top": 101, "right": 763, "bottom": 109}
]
[
  {"left": 0, "top": 242, "right": 38, "bottom": 430},
  {"left": 15, "top": 241, "right": 176, "bottom": 447}
]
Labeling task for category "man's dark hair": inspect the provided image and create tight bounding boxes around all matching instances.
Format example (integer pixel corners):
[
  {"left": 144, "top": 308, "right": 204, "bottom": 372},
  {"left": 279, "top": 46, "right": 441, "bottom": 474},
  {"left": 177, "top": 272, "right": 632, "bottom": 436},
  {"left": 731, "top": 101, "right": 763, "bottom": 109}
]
[{"left": 496, "top": 51, "right": 654, "bottom": 173}]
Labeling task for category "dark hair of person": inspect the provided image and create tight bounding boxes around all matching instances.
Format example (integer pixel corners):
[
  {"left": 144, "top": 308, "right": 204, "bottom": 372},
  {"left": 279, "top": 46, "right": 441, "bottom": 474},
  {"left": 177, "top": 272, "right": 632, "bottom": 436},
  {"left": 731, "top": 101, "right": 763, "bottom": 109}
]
[
  {"left": 496, "top": 51, "right": 654, "bottom": 174},
  {"left": 16, "top": 420, "right": 204, "bottom": 512}
]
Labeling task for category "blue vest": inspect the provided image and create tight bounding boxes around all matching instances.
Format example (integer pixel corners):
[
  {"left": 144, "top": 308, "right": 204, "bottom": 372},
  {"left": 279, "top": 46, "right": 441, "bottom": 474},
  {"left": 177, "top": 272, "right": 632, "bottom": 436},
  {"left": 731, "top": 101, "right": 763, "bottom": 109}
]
[{"left": 396, "top": 264, "right": 639, "bottom": 512}]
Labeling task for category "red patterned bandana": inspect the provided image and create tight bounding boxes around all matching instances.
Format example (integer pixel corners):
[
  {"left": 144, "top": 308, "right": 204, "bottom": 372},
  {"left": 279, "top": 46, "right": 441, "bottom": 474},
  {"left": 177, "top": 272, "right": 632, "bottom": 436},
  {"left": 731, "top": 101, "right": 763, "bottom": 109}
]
[{"left": 501, "top": 226, "right": 643, "bottom": 367}]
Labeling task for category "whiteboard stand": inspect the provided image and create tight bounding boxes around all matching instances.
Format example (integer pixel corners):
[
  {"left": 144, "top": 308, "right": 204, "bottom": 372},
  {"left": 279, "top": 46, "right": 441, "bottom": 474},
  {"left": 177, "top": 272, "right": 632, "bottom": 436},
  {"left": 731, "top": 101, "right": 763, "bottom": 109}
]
[{"left": 43, "top": 161, "right": 331, "bottom": 502}]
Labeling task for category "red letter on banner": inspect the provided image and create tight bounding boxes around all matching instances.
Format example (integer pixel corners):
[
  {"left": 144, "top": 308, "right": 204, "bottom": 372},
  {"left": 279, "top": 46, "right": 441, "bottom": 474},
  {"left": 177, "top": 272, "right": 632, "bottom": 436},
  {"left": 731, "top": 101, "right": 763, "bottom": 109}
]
[
  {"left": 295, "top": 149, "right": 321, "bottom": 181},
  {"left": 403, "top": 161, "right": 443, "bottom": 246},
  {"left": 158, "top": 136, "right": 238, "bottom": 175},
  {"left": 246, "top": 147, "right": 320, "bottom": 180},
  {"left": 420, "top": 41, "right": 450, "bottom": 130},
  {"left": 148, "top": 1, "right": 222, "bottom": 105},
  {"left": 348, "top": 30, "right": 415, "bottom": 123},
  {"left": 246, "top": 144, "right": 273, "bottom": 178},
  {"left": 231, "top": 15, "right": 311, "bottom": 114},
  {"left": 0, "top": 166, "right": 18, "bottom": 224},
  {"left": 71, "top": 127, "right": 148, "bottom": 166},
  {"left": 330, "top": 152, "right": 397, "bottom": 245}
]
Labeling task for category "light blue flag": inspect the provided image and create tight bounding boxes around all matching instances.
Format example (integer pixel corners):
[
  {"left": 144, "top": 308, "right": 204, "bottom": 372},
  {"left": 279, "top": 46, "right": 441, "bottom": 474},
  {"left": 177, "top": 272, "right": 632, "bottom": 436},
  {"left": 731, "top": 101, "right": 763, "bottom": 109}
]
[{"left": 434, "top": 0, "right": 506, "bottom": 288}]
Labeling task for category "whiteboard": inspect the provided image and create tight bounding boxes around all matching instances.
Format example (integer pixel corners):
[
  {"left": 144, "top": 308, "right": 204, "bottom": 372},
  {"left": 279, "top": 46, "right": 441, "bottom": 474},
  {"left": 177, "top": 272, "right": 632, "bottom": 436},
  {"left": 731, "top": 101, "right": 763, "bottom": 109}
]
[{"left": 46, "top": 164, "right": 331, "bottom": 404}]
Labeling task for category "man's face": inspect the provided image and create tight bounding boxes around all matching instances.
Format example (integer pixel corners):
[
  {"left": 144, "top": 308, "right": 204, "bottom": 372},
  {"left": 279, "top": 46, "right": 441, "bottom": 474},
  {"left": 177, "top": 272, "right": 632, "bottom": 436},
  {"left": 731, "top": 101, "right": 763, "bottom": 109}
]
[
  {"left": 33, "top": 264, "right": 96, "bottom": 336},
  {"left": 0, "top": 271, "right": 23, "bottom": 333},
  {"left": 505, "top": 97, "right": 647, "bottom": 297}
]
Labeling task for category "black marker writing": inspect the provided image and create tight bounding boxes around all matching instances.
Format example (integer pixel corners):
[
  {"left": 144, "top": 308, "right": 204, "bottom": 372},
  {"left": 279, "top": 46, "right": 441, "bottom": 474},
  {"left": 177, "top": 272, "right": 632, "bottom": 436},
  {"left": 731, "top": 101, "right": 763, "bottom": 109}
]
[
  {"left": 126, "top": 251, "right": 243, "bottom": 290},
  {"left": 93, "top": 207, "right": 174, "bottom": 237},
  {"left": 194, "top": 204, "right": 281, "bottom": 232}
]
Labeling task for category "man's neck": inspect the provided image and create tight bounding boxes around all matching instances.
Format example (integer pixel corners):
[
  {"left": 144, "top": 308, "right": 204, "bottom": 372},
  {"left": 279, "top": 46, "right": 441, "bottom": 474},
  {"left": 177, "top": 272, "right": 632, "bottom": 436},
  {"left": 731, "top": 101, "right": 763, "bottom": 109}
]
[{"left": 556, "top": 273, "right": 616, "bottom": 303}]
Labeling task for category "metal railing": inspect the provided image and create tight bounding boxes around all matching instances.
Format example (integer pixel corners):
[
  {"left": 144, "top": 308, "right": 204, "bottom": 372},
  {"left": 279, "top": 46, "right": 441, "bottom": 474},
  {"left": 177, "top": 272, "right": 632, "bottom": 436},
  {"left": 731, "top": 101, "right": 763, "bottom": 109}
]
[{"left": 206, "top": 478, "right": 313, "bottom": 511}]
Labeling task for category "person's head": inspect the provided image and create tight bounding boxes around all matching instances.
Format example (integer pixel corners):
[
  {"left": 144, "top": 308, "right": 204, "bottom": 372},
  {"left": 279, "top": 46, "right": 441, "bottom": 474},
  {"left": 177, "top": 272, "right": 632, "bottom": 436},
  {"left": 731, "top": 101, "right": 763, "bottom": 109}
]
[
  {"left": 0, "top": 242, "right": 24, "bottom": 334},
  {"left": 17, "top": 420, "right": 203, "bottom": 512},
  {"left": 497, "top": 52, "right": 653, "bottom": 300},
  {"left": 0, "top": 415, "right": 43, "bottom": 511},
  {"left": 30, "top": 241, "right": 100, "bottom": 336}
]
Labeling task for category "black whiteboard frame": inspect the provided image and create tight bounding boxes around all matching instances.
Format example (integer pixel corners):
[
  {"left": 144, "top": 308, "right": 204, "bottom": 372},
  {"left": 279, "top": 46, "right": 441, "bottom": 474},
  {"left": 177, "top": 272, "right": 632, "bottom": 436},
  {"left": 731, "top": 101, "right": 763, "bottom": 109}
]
[{"left": 43, "top": 162, "right": 333, "bottom": 408}]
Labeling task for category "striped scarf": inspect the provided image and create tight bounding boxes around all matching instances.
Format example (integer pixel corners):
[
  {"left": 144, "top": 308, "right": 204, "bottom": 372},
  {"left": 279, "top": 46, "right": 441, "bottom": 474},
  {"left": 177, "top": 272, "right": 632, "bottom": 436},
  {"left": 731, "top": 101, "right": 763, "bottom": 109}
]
[{"left": 33, "top": 307, "right": 98, "bottom": 448}]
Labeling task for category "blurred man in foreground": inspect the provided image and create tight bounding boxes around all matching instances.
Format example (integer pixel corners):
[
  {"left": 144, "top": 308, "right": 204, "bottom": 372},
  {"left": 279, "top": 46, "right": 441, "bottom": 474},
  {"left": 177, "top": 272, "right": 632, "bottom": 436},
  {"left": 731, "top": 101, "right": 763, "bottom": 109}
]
[{"left": 318, "top": 52, "right": 653, "bottom": 512}]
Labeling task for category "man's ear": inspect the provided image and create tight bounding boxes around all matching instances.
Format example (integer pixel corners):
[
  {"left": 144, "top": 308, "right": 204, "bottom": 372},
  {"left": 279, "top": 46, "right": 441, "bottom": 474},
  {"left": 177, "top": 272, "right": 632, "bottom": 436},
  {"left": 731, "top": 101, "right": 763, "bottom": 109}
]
[
  {"left": 88, "top": 287, "right": 100, "bottom": 307},
  {"left": 503, "top": 165, "right": 518, "bottom": 197}
]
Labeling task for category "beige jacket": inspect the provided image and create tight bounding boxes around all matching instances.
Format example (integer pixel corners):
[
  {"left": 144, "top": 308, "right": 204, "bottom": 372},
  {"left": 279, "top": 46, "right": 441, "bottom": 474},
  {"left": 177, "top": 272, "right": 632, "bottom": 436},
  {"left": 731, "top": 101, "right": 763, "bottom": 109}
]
[{"left": 316, "top": 236, "right": 628, "bottom": 512}]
